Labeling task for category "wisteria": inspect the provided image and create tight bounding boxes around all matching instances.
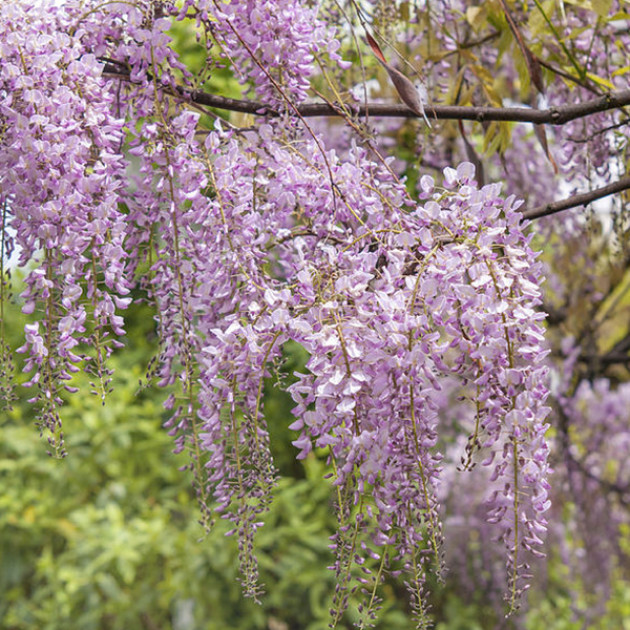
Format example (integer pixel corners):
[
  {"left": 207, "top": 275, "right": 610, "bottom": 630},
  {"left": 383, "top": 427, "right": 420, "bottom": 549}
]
[
  {"left": 3, "top": 0, "right": 630, "bottom": 627},
  {"left": 1, "top": 1, "right": 131, "bottom": 455}
]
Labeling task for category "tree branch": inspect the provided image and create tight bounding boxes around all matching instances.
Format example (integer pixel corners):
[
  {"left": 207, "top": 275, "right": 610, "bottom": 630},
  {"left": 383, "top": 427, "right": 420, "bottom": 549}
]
[
  {"left": 186, "top": 87, "right": 630, "bottom": 125},
  {"left": 102, "top": 64, "right": 630, "bottom": 125},
  {"left": 523, "top": 176, "right": 630, "bottom": 220},
  {"left": 298, "top": 96, "right": 630, "bottom": 124},
  {"left": 300, "top": 90, "right": 630, "bottom": 124},
  {"left": 580, "top": 352, "right": 630, "bottom": 366}
]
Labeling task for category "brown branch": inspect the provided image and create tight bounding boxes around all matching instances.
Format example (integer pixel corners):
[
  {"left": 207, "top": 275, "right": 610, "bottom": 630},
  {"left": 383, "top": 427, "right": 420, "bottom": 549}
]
[
  {"left": 522, "top": 176, "right": 630, "bottom": 220},
  {"left": 607, "top": 333, "right": 630, "bottom": 357},
  {"left": 556, "top": 402, "right": 630, "bottom": 508},
  {"left": 567, "top": 116, "right": 630, "bottom": 143},
  {"left": 300, "top": 91, "right": 630, "bottom": 124},
  {"left": 101, "top": 64, "right": 630, "bottom": 125},
  {"left": 585, "top": 333, "right": 630, "bottom": 367},
  {"left": 580, "top": 352, "right": 630, "bottom": 366},
  {"left": 568, "top": 449, "right": 630, "bottom": 507}
]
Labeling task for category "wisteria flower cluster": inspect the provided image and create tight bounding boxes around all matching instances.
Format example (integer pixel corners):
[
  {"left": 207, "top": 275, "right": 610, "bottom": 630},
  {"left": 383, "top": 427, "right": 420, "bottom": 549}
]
[
  {"left": 177, "top": 0, "right": 348, "bottom": 107},
  {"left": 0, "top": 0, "right": 563, "bottom": 626},
  {"left": 0, "top": 0, "right": 131, "bottom": 454}
]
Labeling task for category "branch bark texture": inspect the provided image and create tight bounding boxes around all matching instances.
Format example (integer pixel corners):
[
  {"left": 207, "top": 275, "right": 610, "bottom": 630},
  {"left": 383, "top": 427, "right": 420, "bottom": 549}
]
[
  {"left": 103, "top": 64, "right": 630, "bottom": 125},
  {"left": 523, "top": 176, "right": 630, "bottom": 219}
]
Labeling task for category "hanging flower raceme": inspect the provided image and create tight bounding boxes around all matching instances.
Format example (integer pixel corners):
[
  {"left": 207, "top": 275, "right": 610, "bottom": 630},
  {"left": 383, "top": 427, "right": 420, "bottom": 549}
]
[
  {"left": 0, "top": 0, "right": 132, "bottom": 455},
  {"left": 278, "top": 158, "right": 552, "bottom": 620},
  {"left": 178, "top": 0, "right": 348, "bottom": 107},
  {"left": 184, "top": 106, "right": 552, "bottom": 621},
  {"left": 545, "top": 346, "right": 630, "bottom": 613}
]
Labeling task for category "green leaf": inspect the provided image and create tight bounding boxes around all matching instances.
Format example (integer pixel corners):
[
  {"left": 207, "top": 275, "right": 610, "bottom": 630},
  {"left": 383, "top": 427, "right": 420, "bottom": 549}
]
[
  {"left": 591, "top": 0, "right": 613, "bottom": 17},
  {"left": 585, "top": 71, "right": 615, "bottom": 89}
]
